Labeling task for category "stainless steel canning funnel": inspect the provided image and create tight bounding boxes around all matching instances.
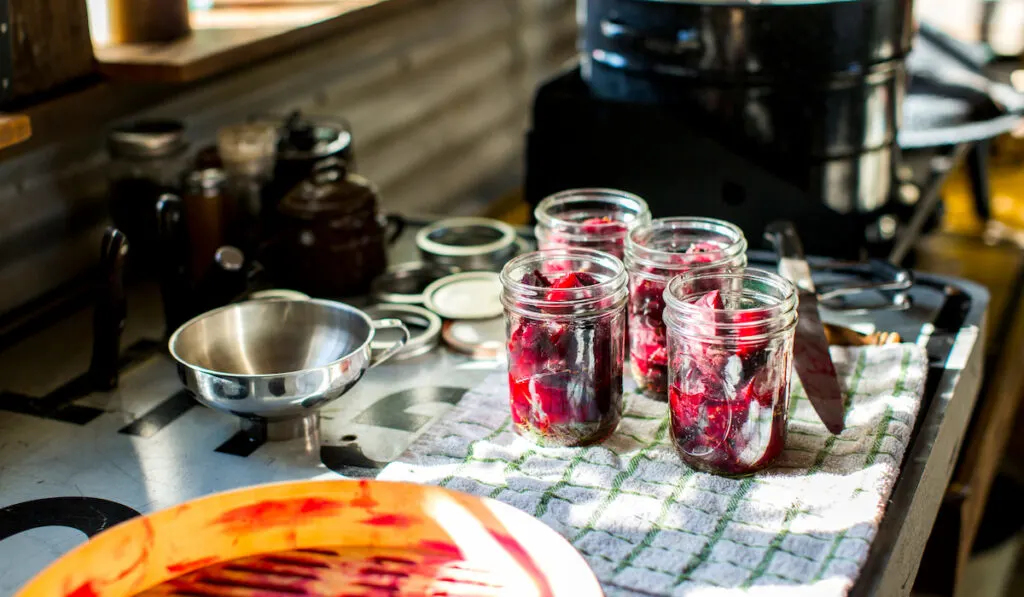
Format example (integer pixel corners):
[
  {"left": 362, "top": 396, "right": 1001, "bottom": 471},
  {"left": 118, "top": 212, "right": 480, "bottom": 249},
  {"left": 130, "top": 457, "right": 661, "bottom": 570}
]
[{"left": 169, "top": 298, "right": 408, "bottom": 439}]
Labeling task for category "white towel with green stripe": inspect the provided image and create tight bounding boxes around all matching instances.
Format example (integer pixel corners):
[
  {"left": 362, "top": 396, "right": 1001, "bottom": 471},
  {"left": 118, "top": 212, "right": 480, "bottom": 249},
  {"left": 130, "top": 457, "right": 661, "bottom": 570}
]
[{"left": 378, "top": 344, "right": 928, "bottom": 596}]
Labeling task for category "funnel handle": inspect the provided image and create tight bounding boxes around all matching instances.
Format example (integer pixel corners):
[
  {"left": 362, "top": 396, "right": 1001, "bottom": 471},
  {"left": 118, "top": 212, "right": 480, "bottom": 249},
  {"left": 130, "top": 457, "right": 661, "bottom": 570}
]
[{"left": 369, "top": 319, "right": 410, "bottom": 368}]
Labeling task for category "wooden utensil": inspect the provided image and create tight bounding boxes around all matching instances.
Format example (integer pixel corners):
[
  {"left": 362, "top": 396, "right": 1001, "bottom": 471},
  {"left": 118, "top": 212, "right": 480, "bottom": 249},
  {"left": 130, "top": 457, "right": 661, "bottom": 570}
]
[{"left": 824, "top": 323, "right": 902, "bottom": 346}]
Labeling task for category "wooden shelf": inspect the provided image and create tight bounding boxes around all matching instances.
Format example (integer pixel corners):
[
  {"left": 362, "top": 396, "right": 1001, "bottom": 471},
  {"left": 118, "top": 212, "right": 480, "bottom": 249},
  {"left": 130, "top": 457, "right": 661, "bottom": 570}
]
[
  {"left": 92, "top": 0, "right": 409, "bottom": 83},
  {"left": 0, "top": 114, "right": 32, "bottom": 151}
]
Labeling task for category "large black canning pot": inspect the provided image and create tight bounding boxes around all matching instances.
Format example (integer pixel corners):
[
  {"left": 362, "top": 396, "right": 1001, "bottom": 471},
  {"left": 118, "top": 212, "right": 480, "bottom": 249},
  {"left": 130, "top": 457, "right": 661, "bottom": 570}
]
[{"left": 579, "top": 0, "right": 915, "bottom": 215}]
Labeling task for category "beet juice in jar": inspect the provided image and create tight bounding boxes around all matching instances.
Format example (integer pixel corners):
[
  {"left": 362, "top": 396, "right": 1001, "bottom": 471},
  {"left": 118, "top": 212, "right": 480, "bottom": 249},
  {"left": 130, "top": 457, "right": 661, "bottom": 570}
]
[
  {"left": 625, "top": 218, "right": 747, "bottom": 400},
  {"left": 534, "top": 189, "right": 651, "bottom": 261},
  {"left": 663, "top": 268, "right": 797, "bottom": 476},
  {"left": 500, "top": 248, "right": 628, "bottom": 447}
]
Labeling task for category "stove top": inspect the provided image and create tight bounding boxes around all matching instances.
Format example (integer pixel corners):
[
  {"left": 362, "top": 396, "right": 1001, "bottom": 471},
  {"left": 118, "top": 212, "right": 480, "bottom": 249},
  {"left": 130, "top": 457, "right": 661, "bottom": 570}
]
[
  {"left": 0, "top": 232, "right": 988, "bottom": 596},
  {"left": 0, "top": 338, "right": 500, "bottom": 593}
]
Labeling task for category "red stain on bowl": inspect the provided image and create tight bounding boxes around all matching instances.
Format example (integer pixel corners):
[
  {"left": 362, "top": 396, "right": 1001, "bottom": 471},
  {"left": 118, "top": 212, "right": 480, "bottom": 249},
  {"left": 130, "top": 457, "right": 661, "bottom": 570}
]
[
  {"left": 166, "top": 556, "right": 219, "bottom": 575},
  {"left": 349, "top": 479, "right": 378, "bottom": 510},
  {"left": 419, "top": 540, "right": 463, "bottom": 559},
  {"left": 490, "top": 531, "right": 554, "bottom": 597},
  {"left": 361, "top": 513, "right": 419, "bottom": 528},
  {"left": 215, "top": 497, "right": 343, "bottom": 531},
  {"left": 65, "top": 582, "right": 98, "bottom": 597}
]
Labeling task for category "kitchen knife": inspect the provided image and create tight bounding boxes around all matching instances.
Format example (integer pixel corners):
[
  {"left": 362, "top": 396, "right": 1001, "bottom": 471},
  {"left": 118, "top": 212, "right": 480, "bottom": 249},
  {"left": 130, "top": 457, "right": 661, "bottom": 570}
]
[{"left": 765, "top": 221, "right": 845, "bottom": 434}]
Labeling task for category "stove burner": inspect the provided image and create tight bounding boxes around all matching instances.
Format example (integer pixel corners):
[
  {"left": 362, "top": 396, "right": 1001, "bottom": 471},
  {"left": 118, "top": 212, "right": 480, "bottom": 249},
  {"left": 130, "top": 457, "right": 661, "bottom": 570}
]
[{"left": 0, "top": 498, "right": 140, "bottom": 542}]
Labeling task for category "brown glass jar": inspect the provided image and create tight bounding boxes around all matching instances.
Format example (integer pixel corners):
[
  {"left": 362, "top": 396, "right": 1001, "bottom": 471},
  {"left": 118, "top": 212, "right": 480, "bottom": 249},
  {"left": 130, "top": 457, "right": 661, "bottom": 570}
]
[
  {"left": 106, "top": 0, "right": 191, "bottom": 44},
  {"left": 270, "top": 161, "right": 397, "bottom": 298}
]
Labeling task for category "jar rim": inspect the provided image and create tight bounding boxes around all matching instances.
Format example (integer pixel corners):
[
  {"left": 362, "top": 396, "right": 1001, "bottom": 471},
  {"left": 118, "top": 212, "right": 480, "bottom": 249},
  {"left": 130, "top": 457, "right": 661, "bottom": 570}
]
[
  {"left": 535, "top": 189, "right": 651, "bottom": 238},
  {"left": 626, "top": 217, "right": 747, "bottom": 273},
  {"left": 663, "top": 268, "right": 798, "bottom": 341},
  {"left": 500, "top": 247, "right": 627, "bottom": 310}
]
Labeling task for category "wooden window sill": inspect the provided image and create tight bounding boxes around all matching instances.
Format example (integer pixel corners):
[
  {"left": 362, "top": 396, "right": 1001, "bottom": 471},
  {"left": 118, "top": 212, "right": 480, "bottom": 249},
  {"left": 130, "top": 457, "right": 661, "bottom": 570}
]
[
  {"left": 92, "top": 0, "right": 411, "bottom": 83},
  {"left": 0, "top": 114, "right": 31, "bottom": 151}
]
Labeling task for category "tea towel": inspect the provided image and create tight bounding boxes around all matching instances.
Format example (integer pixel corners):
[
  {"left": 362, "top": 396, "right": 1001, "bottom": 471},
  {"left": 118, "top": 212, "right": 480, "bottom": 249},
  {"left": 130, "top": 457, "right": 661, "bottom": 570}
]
[{"left": 378, "top": 344, "right": 928, "bottom": 596}]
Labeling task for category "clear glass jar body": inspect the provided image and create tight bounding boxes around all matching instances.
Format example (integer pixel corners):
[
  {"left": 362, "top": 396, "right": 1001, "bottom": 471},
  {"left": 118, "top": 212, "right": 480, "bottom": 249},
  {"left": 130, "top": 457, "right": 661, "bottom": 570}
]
[
  {"left": 625, "top": 218, "right": 747, "bottom": 400},
  {"left": 534, "top": 189, "right": 652, "bottom": 261},
  {"left": 108, "top": 149, "right": 190, "bottom": 266},
  {"left": 501, "top": 248, "right": 627, "bottom": 446},
  {"left": 664, "top": 268, "right": 797, "bottom": 476}
]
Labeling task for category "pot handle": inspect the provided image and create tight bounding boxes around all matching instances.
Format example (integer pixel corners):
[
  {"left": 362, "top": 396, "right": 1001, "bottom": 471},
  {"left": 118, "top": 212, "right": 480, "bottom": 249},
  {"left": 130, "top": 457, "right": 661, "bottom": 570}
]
[{"left": 369, "top": 318, "right": 410, "bottom": 368}]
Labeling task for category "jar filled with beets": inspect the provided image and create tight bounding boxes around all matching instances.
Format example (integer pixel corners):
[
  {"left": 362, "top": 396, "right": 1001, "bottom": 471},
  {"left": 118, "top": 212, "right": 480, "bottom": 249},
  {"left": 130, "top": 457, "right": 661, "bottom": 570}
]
[
  {"left": 625, "top": 218, "right": 747, "bottom": 400},
  {"left": 500, "top": 248, "right": 628, "bottom": 447},
  {"left": 663, "top": 268, "right": 797, "bottom": 476},
  {"left": 534, "top": 189, "right": 651, "bottom": 261}
]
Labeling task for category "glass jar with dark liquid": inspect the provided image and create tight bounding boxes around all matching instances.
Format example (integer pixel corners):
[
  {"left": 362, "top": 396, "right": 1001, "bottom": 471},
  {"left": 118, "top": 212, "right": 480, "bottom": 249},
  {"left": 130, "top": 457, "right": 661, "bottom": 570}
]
[{"left": 107, "top": 120, "right": 190, "bottom": 271}]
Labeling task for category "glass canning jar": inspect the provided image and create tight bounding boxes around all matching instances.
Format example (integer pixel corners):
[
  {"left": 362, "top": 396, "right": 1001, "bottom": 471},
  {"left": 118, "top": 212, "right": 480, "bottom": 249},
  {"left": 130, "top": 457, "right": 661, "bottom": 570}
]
[
  {"left": 500, "top": 248, "right": 628, "bottom": 447},
  {"left": 107, "top": 120, "right": 190, "bottom": 269},
  {"left": 534, "top": 188, "right": 651, "bottom": 261},
  {"left": 625, "top": 218, "right": 747, "bottom": 400},
  {"left": 663, "top": 268, "right": 797, "bottom": 476}
]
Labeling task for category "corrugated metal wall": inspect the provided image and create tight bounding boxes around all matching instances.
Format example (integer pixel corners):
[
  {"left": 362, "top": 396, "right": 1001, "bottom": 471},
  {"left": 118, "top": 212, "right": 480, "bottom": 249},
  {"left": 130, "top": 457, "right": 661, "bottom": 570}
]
[{"left": 0, "top": 0, "right": 576, "bottom": 316}]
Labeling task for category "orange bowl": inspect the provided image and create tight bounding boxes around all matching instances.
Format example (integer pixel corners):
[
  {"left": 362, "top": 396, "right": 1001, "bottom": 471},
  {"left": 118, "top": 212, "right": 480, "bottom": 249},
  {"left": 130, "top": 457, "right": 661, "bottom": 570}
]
[{"left": 15, "top": 480, "right": 603, "bottom": 597}]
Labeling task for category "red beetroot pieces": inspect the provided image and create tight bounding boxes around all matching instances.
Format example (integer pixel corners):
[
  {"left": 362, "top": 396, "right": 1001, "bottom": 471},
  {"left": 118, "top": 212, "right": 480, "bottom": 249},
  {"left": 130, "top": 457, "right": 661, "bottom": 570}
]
[
  {"left": 542, "top": 217, "right": 631, "bottom": 261},
  {"left": 629, "top": 243, "right": 724, "bottom": 400},
  {"left": 667, "top": 290, "right": 789, "bottom": 476},
  {"left": 581, "top": 216, "right": 627, "bottom": 235},
  {"left": 506, "top": 270, "right": 624, "bottom": 446}
]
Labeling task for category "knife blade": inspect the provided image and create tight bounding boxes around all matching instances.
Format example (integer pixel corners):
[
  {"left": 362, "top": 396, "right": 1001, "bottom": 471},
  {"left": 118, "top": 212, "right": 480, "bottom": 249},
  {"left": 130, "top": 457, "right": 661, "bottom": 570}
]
[{"left": 765, "top": 221, "right": 845, "bottom": 434}]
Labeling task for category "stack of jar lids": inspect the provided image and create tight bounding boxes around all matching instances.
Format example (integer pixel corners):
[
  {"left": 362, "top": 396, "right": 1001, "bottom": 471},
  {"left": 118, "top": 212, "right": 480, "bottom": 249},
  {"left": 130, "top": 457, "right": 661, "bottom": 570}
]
[
  {"left": 416, "top": 217, "right": 524, "bottom": 273},
  {"left": 363, "top": 304, "right": 443, "bottom": 361},
  {"left": 369, "top": 262, "right": 460, "bottom": 305},
  {"left": 365, "top": 216, "right": 528, "bottom": 360},
  {"left": 425, "top": 271, "right": 504, "bottom": 359},
  {"left": 368, "top": 269, "right": 504, "bottom": 360}
]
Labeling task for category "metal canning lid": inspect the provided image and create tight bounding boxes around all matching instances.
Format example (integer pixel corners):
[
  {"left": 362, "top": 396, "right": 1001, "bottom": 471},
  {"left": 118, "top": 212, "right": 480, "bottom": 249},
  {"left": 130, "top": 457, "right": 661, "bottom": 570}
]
[
  {"left": 108, "top": 119, "right": 188, "bottom": 159},
  {"left": 423, "top": 272, "right": 503, "bottom": 320},
  {"left": 369, "top": 261, "right": 461, "bottom": 305},
  {"left": 364, "top": 304, "right": 441, "bottom": 359},
  {"left": 416, "top": 217, "right": 518, "bottom": 258},
  {"left": 442, "top": 317, "right": 505, "bottom": 359},
  {"left": 186, "top": 168, "right": 228, "bottom": 193}
]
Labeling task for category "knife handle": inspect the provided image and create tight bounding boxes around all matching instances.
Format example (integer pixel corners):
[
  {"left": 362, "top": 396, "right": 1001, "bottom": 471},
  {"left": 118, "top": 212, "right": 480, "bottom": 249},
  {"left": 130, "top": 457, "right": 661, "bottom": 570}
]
[{"left": 764, "top": 220, "right": 807, "bottom": 261}]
